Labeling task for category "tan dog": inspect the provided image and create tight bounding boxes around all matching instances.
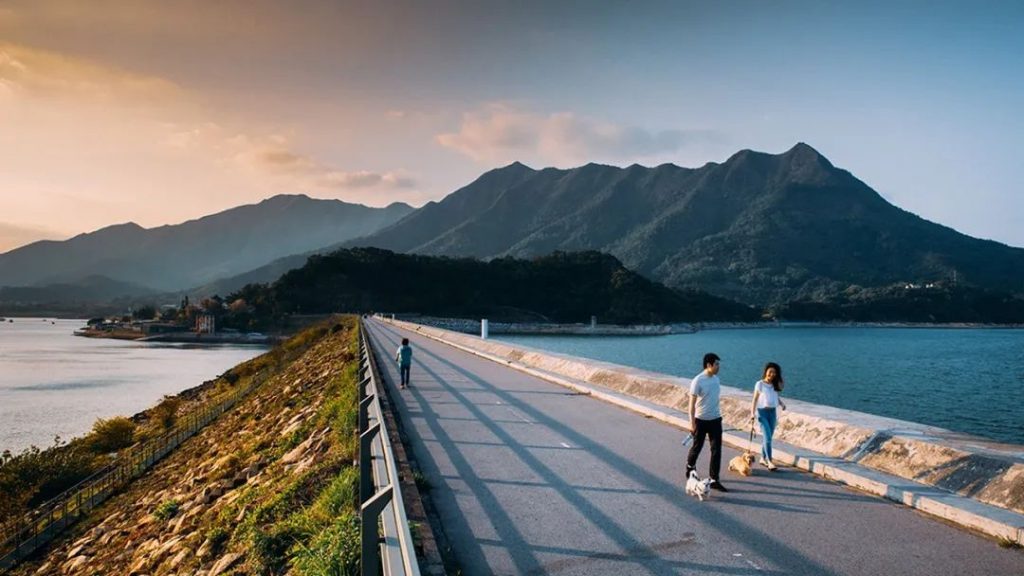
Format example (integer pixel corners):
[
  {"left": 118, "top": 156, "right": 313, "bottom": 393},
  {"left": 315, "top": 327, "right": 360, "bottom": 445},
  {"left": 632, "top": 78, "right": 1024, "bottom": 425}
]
[{"left": 728, "top": 453, "right": 755, "bottom": 476}]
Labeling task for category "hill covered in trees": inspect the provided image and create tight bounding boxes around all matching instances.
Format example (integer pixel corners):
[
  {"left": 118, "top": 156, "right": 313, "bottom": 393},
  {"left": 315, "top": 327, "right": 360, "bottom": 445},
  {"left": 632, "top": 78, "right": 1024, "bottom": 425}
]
[{"left": 219, "top": 248, "right": 760, "bottom": 330}]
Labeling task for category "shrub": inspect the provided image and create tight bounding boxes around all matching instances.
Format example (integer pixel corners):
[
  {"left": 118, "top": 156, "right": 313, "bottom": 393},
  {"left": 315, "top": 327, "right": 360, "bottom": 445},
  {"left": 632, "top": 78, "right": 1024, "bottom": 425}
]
[
  {"left": 89, "top": 417, "right": 136, "bottom": 453},
  {"left": 202, "top": 525, "right": 231, "bottom": 559},
  {"left": 154, "top": 499, "right": 180, "bottom": 521},
  {"left": 152, "top": 396, "right": 182, "bottom": 430},
  {"left": 249, "top": 522, "right": 302, "bottom": 575}
]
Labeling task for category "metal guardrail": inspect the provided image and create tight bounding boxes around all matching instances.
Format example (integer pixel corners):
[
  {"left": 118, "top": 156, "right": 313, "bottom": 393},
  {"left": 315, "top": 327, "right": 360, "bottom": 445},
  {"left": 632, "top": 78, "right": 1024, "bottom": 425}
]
[
  {"left": 358, "top": 319, "right": 420, "bottom": 576},
  {"left": 0, "top": 372, "right": 266, "bottom": 571}
]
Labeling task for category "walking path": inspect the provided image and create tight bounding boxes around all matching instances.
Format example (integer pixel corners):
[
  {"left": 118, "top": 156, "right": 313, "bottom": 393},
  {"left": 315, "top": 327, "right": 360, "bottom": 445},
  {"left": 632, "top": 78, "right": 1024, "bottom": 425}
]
[{"left": 364, "top": 319, "right": 1022, "bottom": 576}]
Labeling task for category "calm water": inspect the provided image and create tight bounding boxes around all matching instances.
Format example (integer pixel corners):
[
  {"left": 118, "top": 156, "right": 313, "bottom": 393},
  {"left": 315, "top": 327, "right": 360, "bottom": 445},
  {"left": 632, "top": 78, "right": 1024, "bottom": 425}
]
[
  {"left": 497, "top": 326, "right": 1024, "bottom": 445},
  {"left": 0, "top": 318, "right": 266, "bottom": 454}
]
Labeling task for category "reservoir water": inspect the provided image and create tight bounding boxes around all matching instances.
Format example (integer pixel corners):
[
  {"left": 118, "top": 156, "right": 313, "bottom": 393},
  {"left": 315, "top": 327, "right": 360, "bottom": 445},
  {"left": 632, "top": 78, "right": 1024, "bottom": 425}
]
[
  {"left": 0, "top": 318, "right": 266, "bottom": 455},
  {"left": 496, "top": 326, "right": 1024, "bottom": 445}
]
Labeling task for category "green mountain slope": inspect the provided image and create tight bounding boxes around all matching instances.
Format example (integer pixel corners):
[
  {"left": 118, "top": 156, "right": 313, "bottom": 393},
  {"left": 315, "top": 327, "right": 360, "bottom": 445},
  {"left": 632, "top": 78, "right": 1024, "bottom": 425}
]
[{"left": 347, "top": 144, "right": 1024, "bottom": 304}]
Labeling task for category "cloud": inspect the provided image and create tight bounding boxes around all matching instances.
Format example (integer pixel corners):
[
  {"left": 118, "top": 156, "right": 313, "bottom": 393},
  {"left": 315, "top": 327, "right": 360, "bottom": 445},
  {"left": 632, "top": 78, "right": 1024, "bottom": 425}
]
[
  {"left": 436, "top": 103, "right": 721, "bottom": 166},
  {"left": 222, "top": 134, "right": 418, "bottom": 191},
  {"left": 0, "top": 41, "right": 181, "bottom": 105},
  {"left": 0, "top": 41, "right": 421, "bottom": 241}
]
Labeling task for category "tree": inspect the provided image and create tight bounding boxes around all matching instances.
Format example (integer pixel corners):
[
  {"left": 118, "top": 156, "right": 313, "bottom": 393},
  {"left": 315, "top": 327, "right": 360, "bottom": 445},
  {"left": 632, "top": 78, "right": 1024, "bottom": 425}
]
[{"left": 132, "top": 305, "right": 157, "bottom": 321}]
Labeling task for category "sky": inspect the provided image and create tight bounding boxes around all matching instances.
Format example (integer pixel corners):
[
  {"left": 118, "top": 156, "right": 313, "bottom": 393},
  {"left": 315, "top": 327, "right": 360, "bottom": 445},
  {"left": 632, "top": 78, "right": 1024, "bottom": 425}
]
[{"left": 1, "top": 0, "right": 1022, "bottom": 253}]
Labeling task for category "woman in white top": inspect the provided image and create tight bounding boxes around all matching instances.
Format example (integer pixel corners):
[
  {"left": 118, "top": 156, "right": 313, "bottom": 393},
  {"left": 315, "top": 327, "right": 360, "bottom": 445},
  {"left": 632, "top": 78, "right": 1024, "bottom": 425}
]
[{"left": 750, "top": 362, "right": 787, "bottom": 470}]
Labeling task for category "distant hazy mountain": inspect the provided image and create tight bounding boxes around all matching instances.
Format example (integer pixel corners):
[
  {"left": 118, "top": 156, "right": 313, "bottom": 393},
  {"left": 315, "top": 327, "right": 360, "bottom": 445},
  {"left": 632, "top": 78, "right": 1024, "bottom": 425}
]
[
  {"left": 191, "top": 252, "right": 311, "bottom": 299},
  {"left": 0, "top": 275, "right": 156, "bottom": 303},
  {"left": 0, "top": 194, "right": 413, "bottom": 292},
  {"left": 347, "top": 144, "right": 1024, "bottom": 304}
]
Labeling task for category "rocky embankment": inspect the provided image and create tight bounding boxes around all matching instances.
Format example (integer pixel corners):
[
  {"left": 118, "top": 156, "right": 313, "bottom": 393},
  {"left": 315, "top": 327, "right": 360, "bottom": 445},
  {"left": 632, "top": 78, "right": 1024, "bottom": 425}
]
[{"left": 12, "top": 319, "right": 362, "bottom": 576}]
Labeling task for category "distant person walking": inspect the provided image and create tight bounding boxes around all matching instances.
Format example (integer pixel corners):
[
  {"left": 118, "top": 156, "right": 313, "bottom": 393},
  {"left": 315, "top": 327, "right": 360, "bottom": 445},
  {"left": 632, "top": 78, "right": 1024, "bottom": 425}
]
[
  {"left": 686, "top": 353, "right": 728, "bottom": 492},
  {"left": 395, "top": 338, "right": 413, "bottom": 389},
  {"left": 750, "top": 362, "right": 787, "bottom": 471}
]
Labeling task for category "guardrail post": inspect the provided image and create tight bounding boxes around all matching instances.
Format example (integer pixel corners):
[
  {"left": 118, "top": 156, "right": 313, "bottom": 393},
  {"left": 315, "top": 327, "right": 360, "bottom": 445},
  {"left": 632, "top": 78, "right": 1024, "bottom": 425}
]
[
  {"left": 360, "top": 485, "right": 393, "bottom": 576},
  {"left": 360, "top": 424, "right": 381, "bottom": 505},
  {"left": 358, "top": 375, "right": 371, "bottom": 402},
  {"left": 358, "top": 395, "right": 373, "bottom": 434}
]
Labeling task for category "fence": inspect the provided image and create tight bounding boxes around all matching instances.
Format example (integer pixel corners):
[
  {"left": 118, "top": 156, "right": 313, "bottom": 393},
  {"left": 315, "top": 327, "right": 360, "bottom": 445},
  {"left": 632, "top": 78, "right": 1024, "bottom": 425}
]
[
  {"left": 0, "top": 371, "right": 266, "bottom": 571},
  {"left": 357, "top": 319, "right": 420, "bottom": 576}
]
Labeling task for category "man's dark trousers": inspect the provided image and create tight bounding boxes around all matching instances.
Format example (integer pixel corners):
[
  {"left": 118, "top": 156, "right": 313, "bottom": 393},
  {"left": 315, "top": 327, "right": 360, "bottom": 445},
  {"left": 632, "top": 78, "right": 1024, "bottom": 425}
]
[{"left": 686, "top": 417, "right": 723, "bottom": 481}]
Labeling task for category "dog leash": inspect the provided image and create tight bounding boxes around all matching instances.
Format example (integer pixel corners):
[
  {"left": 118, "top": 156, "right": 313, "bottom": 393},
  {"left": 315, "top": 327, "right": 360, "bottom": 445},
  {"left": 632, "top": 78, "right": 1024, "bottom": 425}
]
[{"left": 745, "top": 417, "right": 756, "bottom": 458}]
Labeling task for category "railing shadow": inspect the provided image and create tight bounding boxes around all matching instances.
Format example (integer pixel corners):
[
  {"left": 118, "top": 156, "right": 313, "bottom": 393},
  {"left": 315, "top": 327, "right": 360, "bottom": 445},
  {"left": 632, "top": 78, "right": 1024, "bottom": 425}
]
[{"left": 367, "top": 320, "right": 842, "bottom": 576}]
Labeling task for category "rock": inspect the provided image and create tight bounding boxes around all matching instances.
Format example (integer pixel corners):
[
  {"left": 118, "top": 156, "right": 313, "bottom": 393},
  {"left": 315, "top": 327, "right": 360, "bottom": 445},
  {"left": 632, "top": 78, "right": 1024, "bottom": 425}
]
[
  {"left": 281, "top": 437, "right": 314, "bottom": 464},
  {"left": 154, "top": 535, "right": 184, "bottom": 560},
  {"left": 167, "top": 548, "right": 190, "bottom": 570},
  {"left": 98, "top": 528, "right": 120, "bottom": 546},
  {"left": 62, "top": 555, "right": 88, "bottom": 572},
  {"left": 212, "top": 454, "right": 238, "bottom": 474},
  {"left": 209, "top": 552, "right": 243, "bottom": 576},
  {"left": 197, "top": 538, "right": 213, "bottom": 560},
  {"left": 34, "top": 561, "right": 53, "bottom": 574},
  {"left": 66, "top": 542, "right": 90, "bottom": 559},
  {"left": 201, "top": 484, "right": 224, "bottom": 504},
  {"left": 128, "top": 553, "right": 150, "bottom": 574}
]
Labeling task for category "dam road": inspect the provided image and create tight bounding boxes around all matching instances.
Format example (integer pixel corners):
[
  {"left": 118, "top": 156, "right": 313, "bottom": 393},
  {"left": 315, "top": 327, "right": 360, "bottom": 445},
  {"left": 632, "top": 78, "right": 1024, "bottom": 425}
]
[{"left": 364, "top": 318, "right": 1022, "bottom": 576}]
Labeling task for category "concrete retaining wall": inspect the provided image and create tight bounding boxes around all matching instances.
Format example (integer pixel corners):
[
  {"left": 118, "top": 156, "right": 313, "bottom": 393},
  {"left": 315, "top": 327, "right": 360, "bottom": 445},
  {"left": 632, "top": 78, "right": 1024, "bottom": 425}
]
[{"left": 387, "top": 318, "right": 1024, "bottom": 519}]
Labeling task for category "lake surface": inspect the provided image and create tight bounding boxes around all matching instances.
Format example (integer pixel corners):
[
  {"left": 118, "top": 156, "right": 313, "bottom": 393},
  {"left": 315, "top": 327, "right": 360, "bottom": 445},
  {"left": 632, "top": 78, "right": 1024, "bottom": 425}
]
[
  {"left": 496, "top": 326, "right": 1024, "bottom": 445},
  {"left": 0, "top": 318, "right": 266, "bottom": 454}
]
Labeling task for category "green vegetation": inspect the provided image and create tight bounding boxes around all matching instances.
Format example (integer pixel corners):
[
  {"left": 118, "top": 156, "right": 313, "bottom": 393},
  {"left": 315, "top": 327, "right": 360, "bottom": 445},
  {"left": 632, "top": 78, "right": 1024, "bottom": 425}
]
[
  {"left": 193, "top": 320, "right": 363, "bottom": 575},
  {"left": 151, "top": 395, "right": 182, "bottom": 430},
  {"left": 0, "top": 322, "right": 338, "bottom": 543},
  {"left": 0, "top": 439, "right": 96, "bottom": 530},
  {"left": 218, "top": 248, "right": 759, "bottom": 331},
  {"left": 88, "top": 417, "right": 136, "bottom": 453},
  {"left": 997, "top": 536, "right": 1022, "bottom": 549},
  {"left": 412, "top": 470, "right": 432, "bottom": 492},
  {"left": 153, "top": 498, "right": 180, "bottom": 521},
  {"left": 773, "top": 283, "right": 1024, "bottom": 323}
]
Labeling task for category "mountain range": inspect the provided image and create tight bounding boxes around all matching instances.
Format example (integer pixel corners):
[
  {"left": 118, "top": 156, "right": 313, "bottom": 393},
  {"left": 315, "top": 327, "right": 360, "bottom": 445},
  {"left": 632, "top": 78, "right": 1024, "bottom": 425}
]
[
  {"left": 4, "top": 143, "right": 1024, "bottom": 311},
  {"left": 346, "top": 143, "right": 1024, "bottom": 304},
  {"left": 0, "top": 195, "right": 412, "bottom": 298}
]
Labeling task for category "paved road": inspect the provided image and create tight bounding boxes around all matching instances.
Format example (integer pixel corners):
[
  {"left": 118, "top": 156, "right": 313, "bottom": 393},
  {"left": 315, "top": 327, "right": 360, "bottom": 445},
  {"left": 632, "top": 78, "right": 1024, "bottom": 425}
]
[{"left": 365, "top": 319, "right": 1023, "bottom": 576}]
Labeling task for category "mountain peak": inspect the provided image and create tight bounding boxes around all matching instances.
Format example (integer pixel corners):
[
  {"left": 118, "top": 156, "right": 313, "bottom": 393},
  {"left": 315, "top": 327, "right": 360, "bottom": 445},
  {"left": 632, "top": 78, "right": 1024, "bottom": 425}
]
[
  {"left": 781, "top": 142, "right": 835, "bottom": 170},
  {"left": 80, "top": 222, "right": 145, "bottom": 238},
  {"left": 258, "top": 193, "right": 315, "bottom": 206},
  {"left": 500, "top": 161, "right": 534, "bottom": 171}
]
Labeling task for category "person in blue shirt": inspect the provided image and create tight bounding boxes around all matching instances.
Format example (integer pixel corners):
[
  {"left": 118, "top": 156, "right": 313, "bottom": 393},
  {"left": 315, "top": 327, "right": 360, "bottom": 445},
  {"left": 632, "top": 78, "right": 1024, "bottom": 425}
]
[{"left": 395, "top": 338, "right": 413, "bottom": 389}]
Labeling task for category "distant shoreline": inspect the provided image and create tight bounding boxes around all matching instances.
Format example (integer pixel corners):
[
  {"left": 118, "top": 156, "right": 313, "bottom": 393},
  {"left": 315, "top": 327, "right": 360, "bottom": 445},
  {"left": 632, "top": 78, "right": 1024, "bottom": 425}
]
[{"left": 406, "top": 316, "right": 1024, "bottom": 336}]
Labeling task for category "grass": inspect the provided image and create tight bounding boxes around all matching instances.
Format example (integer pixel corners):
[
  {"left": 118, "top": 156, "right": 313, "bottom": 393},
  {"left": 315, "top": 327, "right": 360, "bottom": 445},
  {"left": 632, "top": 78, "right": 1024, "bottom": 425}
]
[
  {"left": 412, "top": 470, "right": 432, "bottom": 492},
  {"left": 997, "top": 536, "right": 1021, "bottom": 549},
  {"left": 181, "top": 318, "right": 364, "bottom": 576}
]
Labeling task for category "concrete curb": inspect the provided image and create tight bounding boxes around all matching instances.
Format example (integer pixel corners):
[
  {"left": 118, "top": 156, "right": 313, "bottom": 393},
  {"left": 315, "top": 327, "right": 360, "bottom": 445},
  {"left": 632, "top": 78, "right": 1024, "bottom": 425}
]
[{"left": 379, "top": 317, "right": 1024, "bottom": 546}]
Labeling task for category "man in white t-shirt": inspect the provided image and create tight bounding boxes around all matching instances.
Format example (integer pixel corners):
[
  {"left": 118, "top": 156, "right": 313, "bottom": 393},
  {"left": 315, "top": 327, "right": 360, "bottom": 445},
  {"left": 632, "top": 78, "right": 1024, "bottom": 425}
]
[{"left": 685, "top": 352, "right": 728, "bottom": 492}]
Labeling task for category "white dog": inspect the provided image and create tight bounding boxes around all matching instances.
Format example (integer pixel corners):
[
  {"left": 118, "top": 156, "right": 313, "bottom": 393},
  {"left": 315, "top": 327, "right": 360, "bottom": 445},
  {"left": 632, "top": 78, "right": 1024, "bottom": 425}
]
[{"left": 685, "top": 470, "right": 712, "bottom": 501}]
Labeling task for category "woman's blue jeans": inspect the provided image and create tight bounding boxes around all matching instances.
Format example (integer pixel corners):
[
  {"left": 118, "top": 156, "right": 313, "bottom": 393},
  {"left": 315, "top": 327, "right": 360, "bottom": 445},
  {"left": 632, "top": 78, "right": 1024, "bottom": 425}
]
[{"left": 757, "top": 407, "right": 777, "bottom": 461}]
